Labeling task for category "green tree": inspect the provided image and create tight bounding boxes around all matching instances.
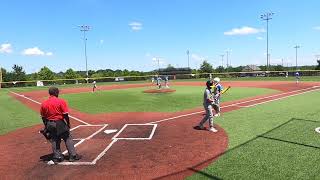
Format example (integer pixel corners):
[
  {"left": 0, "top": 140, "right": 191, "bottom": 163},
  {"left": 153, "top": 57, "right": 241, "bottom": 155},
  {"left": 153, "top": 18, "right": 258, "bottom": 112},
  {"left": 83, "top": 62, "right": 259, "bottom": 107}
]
[
  {"left": 12, "top": 64, "right": 27, "bottom": 81},
  {"left": 38, "top": 66, "right": 55, "bottom": 80},
  {"left": 64, "top": 68, "right": 80, "bottom": 79},
  {"left": 316, "top": 60, "right": 320, "bottom": 70},
  {"left": 215, "top": 66, "right": 225, "bottom": 73},
  {"left": 199, "top": 60, "right": 213, "bottom": 73}
]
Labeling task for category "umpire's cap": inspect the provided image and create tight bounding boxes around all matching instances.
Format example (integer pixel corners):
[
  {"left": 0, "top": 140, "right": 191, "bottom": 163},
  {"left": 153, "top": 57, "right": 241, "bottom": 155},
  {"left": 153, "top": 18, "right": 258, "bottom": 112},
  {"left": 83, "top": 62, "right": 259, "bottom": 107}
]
[{"left": 48, "top": 87, "right": 59, "bottom": 97}]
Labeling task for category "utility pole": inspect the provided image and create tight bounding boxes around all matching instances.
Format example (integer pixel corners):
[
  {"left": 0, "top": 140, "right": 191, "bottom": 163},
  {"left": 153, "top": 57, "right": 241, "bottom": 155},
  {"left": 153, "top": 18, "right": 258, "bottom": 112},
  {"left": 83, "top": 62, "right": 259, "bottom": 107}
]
[
  {"left": 294, "top": 45, "right": 300, "bottom": 70},
  {"left": 261, "top": 12, "right": 274, "bottom": 71},
  {"left": 78, "top": 25, "right": 91, "bottom": 81},
  {"left": 220, "top": 54, "right": 224, "bottom": 68},
  {"left": 186, "top": 50, "right": 190, "bottom": 69}
]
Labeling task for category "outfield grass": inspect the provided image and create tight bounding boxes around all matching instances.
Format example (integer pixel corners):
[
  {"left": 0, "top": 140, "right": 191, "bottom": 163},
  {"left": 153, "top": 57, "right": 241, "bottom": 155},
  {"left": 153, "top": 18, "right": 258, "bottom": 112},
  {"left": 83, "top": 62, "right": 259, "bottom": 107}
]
[
  {"left": 189, "top": 90, "right": 320, "bottom": 179},
  {"left": 61, "top": 86, "right": 277, "bottom": 113},
  {"left": 0, "top": 90, "right": 40, "bottom": 135}
]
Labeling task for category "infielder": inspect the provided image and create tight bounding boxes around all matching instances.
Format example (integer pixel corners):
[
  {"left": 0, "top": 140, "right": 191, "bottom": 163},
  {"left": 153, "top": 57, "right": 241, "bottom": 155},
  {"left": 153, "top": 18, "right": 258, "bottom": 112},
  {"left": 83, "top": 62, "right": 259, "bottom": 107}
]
[
  {"left": 212, "top": 77, "right": 223, "bottom": 117},
  {"left": 295, "top": 72, "right": 300, "bottom": 83},
  {"left": 195, "top": 80, "right": 218, "bottom": 132},
  {"left": 156, "top": 76, "right": 162, "bottom": 89},
  {"left": 164, "top": 76, "right": 169, "bottom": 88},
  {"left": 92, "top": 80, "right": 97, "bottom": 92}
]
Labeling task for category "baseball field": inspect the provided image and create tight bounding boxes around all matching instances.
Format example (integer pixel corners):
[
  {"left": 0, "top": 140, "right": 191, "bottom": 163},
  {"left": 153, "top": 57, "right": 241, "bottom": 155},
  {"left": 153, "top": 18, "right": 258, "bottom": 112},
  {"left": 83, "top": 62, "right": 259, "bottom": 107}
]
[{"left": 1, "top": 79, "right": 320, "bottom": 179}]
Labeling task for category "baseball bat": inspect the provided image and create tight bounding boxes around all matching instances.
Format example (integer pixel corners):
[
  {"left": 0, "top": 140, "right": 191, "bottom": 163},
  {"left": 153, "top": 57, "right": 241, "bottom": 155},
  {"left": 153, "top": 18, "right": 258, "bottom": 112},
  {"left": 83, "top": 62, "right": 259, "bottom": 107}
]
[{"left": 221, "top": 86, "right": 231, "bottom": 94}]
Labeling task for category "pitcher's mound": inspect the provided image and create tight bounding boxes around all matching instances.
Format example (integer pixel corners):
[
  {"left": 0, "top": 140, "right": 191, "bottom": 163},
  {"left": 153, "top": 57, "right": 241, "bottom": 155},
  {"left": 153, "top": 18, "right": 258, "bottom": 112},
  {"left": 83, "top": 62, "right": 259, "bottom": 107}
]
[{"left": 143, "top": 88, "right": 176, "bottom": 93}]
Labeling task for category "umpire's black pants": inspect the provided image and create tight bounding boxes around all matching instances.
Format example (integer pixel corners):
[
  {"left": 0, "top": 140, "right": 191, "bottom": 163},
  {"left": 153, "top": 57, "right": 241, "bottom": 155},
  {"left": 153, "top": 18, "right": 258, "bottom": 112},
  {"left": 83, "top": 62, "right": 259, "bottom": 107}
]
[{"left": 46, "top": 120, "right": 77, "bottom": 159}]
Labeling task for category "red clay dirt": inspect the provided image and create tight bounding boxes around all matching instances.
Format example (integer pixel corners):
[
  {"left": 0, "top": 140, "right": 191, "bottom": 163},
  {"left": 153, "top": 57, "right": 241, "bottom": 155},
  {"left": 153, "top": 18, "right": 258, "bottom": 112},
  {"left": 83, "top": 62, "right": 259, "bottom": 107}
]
[{"left": 1, "top": 81, "right": 319, "bottom": 179}]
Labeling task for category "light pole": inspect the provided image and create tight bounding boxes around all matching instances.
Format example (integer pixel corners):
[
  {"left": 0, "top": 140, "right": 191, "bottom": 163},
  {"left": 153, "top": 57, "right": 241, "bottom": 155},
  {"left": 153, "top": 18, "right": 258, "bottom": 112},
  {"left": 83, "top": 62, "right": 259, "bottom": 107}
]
[
  {"left": 294, "top": 45, "right": 300, "bottom": 70},
  {"left": 78, "top": 25, "right": 91, "bottom": 81},
  {"left": 226, "top": 50, "right": 230, "bottom": 68},
  {"left": 261, "top": 12, "right": 274, "bottom": 71},
  {"left": 186, "top": 50, "right": 190, "bottom": 69},
  {"left": 157, "top": 58, "right": 160, "bottom": 75},
  {"left": 220, "top": 54, "right": 224, "bottom": 68}
]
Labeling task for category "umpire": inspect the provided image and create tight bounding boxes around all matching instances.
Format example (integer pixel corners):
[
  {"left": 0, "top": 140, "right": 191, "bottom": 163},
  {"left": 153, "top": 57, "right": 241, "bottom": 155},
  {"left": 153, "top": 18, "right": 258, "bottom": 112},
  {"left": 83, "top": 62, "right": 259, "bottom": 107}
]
[{"left": 40, "top": 87, "right": 81, "bottom": 163}]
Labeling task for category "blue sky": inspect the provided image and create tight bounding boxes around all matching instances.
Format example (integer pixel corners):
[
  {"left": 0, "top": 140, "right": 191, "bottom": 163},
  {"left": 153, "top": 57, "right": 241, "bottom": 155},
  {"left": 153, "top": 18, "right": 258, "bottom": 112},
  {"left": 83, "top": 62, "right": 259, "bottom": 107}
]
[{"left": 0, "top": 0, "right": 320, "bottom": 73}]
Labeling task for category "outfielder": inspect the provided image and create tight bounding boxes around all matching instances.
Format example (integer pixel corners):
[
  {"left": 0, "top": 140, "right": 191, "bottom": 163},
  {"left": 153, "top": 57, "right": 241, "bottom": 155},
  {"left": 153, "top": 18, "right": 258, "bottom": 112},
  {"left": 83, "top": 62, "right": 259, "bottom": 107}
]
[
  {"left": 212, "top": 77, "right": 223, "bottom": 117},
  {"left": 195, "top": 80, "right": 218, "bottom": 132}
]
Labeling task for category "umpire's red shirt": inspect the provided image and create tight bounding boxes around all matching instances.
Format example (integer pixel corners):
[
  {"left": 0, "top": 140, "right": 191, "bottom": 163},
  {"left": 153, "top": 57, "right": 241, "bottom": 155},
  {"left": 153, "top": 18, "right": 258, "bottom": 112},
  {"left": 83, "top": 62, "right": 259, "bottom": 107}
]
[{"left": 40, "top": 96, "right": 69, "bottom": 121}]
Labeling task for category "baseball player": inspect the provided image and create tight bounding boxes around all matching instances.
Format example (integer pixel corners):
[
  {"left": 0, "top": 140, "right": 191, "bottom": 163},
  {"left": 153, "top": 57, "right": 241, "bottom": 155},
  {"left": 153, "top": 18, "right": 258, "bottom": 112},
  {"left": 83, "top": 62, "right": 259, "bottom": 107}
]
[
  {"left": 295, "top": 72, "right": 300, "bottom": 83},
  {"left": 212, "top": 77, "right": 223, "bottom": 117},
  {"left": 164, "top": 76, "right": 169, "bottom": 88},
  {"left": 194, "top": 80, "right": 218, "bottom": 132},
  {"left": 156, "top": 76, "right": 162, "bottom": 89},
  {"left": 92, "top": 80, "right": 97, "bottom": 92}
]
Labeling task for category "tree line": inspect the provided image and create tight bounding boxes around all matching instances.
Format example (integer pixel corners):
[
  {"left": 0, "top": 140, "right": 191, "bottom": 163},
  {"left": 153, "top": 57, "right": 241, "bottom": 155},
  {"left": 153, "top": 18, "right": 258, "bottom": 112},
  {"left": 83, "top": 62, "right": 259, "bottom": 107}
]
[{"left": 1, "top": 60, "right": 320, "bottom": 82}]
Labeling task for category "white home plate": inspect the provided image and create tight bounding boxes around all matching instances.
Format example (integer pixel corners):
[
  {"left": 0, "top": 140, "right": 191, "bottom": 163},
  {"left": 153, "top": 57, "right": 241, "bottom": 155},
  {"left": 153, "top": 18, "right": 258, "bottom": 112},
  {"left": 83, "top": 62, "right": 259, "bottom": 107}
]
[
  {"left": 104, "top": 129, "right": 118, "bottom": 134},
  {"left": 315, "top": 127, "right": 320, "bottom": 134}
]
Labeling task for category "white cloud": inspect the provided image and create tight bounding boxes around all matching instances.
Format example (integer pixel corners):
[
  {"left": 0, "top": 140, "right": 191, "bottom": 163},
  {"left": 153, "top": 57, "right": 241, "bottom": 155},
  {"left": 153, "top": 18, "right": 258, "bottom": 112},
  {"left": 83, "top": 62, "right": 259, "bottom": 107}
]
[
  {"left": 257, "top": 37, "right": 264, "bottom": 40},
  {"left": 314, "top": 26, "right": 320, "bottom": 30},
  {"left": 129, "top": 21, "right": 143, "bottom": 31},
  {"left": 224, "top": 26, "right": 265, "bottom": 36},
  {"left": 0, "top": 43, "right": 13, "bottom": 54},
  {"left": 46, "top": 52, "right": 53, "bottom": 56},
  {"left": 22, "top": 47, "right": 53, "bottom": 56}
]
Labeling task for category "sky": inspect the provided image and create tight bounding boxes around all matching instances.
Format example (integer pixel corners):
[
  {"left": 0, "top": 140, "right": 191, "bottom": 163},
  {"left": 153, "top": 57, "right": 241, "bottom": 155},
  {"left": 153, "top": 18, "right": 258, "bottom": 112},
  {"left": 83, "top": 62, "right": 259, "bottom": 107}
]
[{"left": 0, "top": 0, "right": 320, "bottom": 73}]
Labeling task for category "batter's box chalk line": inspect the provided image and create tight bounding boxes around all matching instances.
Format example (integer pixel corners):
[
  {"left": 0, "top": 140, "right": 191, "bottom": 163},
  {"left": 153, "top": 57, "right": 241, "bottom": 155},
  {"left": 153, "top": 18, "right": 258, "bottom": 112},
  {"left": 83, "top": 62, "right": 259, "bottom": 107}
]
[
  {"left": 112, "top": 123, "right": 158, "bottom": 140},
  {"left": 57, "top": 123, "right": 158, "bottom": 166}
]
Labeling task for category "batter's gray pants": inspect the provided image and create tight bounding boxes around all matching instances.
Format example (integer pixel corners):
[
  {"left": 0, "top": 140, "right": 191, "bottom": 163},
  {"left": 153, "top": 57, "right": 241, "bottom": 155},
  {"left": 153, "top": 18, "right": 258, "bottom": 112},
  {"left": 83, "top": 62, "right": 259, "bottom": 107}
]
[{"left": 199, "top": 104, "right": 214, "bottom": 127}]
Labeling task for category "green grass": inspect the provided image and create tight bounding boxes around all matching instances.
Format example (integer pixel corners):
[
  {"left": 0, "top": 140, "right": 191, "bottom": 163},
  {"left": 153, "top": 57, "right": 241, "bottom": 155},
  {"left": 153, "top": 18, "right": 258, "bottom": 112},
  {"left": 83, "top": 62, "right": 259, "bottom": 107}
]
[
  {"left": 190, "top": 138, "right": 320, "bottom": 180},
  {"left": 263, "top": 119, "right": 320, "bottom": 148},
  {"left": 61, "top": 86, "right": 277, "bottom": 114},
  {"left": 0, "top": 90, "right": 40, "bottom": 135},
  {"left": 189, "top": 90, "right": 320, "bottom": 179}
]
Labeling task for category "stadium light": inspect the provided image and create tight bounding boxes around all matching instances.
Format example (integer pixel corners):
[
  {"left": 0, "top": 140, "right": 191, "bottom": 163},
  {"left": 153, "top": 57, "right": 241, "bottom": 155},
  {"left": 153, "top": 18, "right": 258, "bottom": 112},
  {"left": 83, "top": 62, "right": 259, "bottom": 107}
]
[
  {"left": 261, "top": 12, "right": 275, "bottom": 71},
  {"left": 78, "top": 25, "right": 91, "bottom": 81},
  {"left": 220, "top": 54, "right": 224, "bottom": 68},
  {"left": 294, "top": 45, "right": 300, "bottom": 70}
]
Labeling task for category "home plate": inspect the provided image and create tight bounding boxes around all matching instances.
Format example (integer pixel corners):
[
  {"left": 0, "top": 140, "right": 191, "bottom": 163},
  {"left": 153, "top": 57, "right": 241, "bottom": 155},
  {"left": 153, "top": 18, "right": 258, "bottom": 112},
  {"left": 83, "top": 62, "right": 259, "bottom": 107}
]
[{"left": 104, "top": 129, "right": 118, "bottom": 134}]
